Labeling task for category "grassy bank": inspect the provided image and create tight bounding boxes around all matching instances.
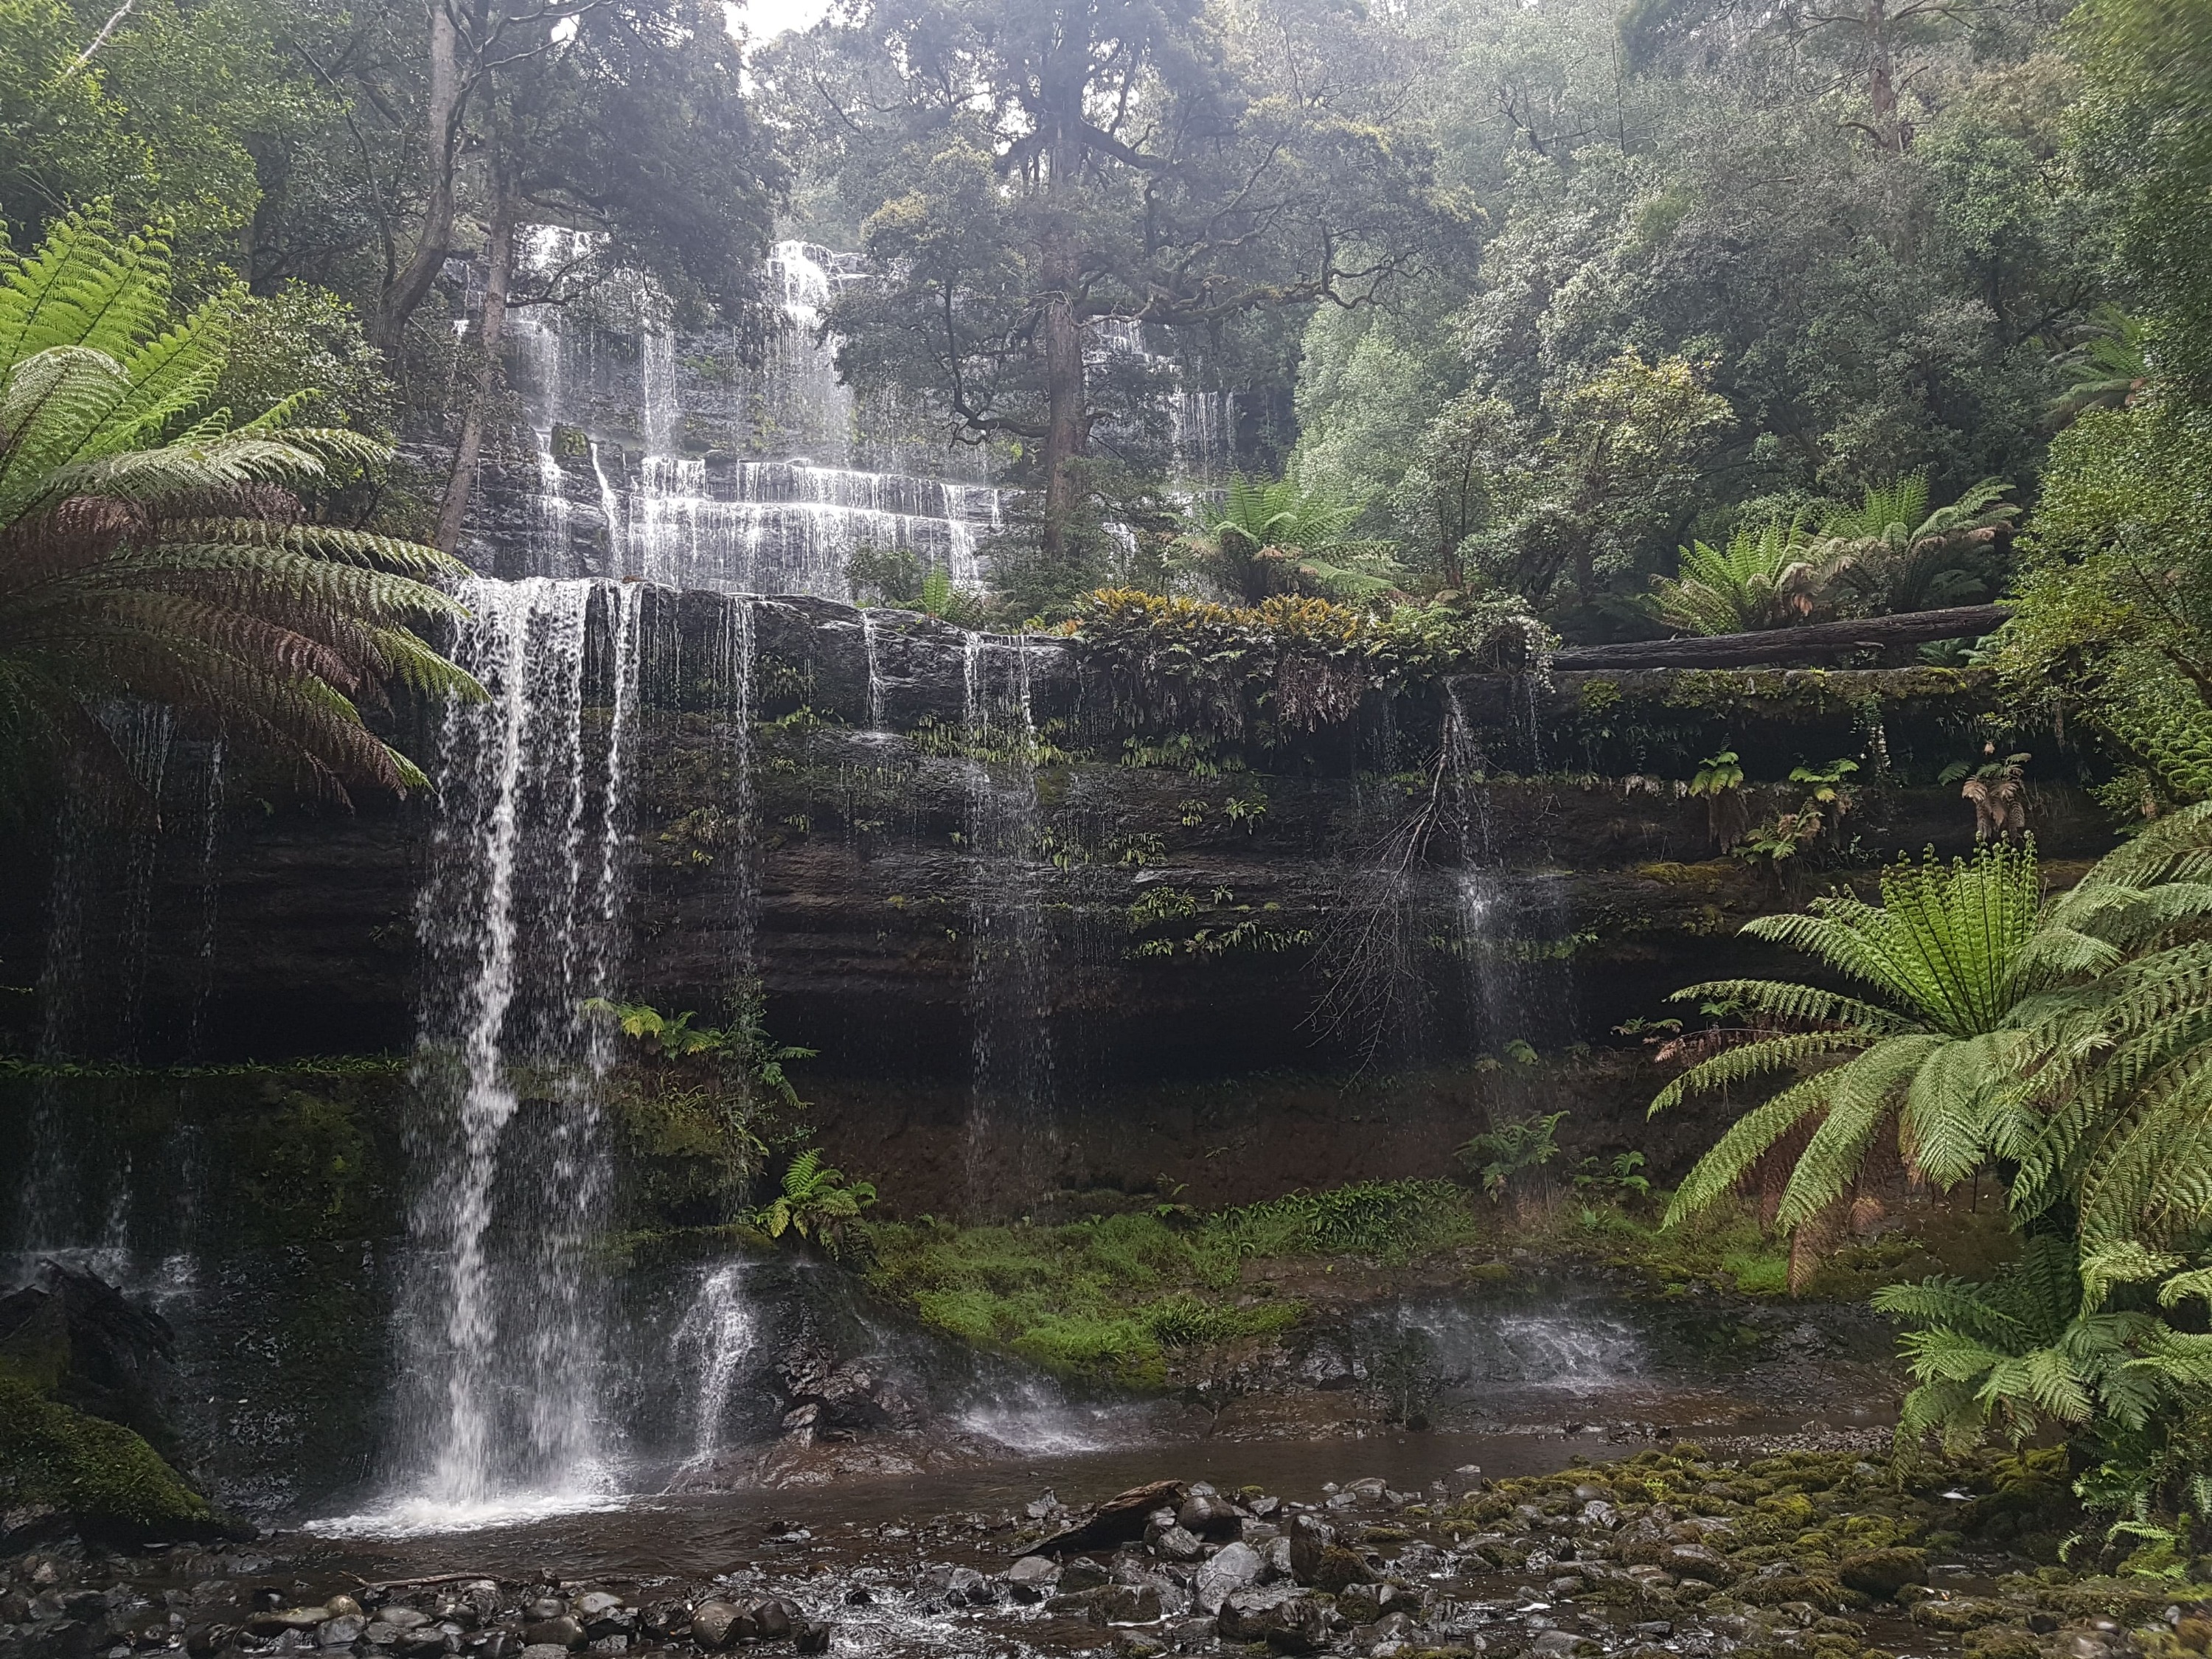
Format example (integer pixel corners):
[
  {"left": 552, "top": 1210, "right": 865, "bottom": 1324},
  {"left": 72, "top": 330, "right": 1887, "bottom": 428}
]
[{"left": 860, "top": 1177, "right": 2016, "bottom": 1387}]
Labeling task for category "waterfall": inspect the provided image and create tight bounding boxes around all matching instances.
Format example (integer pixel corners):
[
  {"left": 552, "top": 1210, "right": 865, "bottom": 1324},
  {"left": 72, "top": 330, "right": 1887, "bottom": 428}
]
[
  {"left": 486, "top": 232, "right": 1004, "bottom": 600},
  {"left": 379, "top": 577, "right": 640, "bottom": 1526},
  {"left": 1443, "top": 684, "right": 1575, "bottom": 1055},
  {"left": 670, "top": 1261, "right": 757, "bottom": 1474},
  {"left": 961, "top": 636, "right": 1056, "bottom": 1211},
  {"left": 860, "top": 610, "right": 886, "bottom": 731}
]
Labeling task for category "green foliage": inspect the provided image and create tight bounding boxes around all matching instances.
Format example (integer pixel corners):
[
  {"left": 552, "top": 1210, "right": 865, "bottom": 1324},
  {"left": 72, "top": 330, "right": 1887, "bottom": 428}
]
[
  {"left": 1649, "top": 518, "right": 1835, "bottom": 636},
  {"left": 868, "top": 1180, "right": 1476, "bottom": 1384},
  {"left": 758, "top": 1147, "right": 877, "bottom": 1256},
  {"left": 1993, "top": 398, "right": 2212, "bottom": 805},
  {"left": 1733, "top": 759, "right": 1860, "bottom": 872},
  {"left": 849, "top": 543, "right": 986, "bottom": 625},
  {"left": 0, "top": 211, "right": 478, "bottom": 811},
  {"left": 1657, "top": 810, "right": 2212, "bottom": 1520},
  {"left": 1175, "top": 474, "right": 1405, "bottom": 605},
  {"left": 1812, "top": 473, "right": 2018, "bottom": 616},
  {"left": 1458, "top": 1110, "right": 1566, "bottom": 1202},
  {"left": 588, "top": 984, "right": 814, "bottom": 1111},
  {"left": 1217, "top": 1180, "right": 1475, "bottom": 1262},
  {"left": 1065, "top": 587, "right": 1547, "bottom": 742},
  {"left": 591, "top": 986, "right": 815, "bottom": 1221},
  {"left": 1124, "top": 886, "right": 1313, "bottom": 959},
  {"left": 2069, "top": 0, "right": 2212, "bottom": 400}
]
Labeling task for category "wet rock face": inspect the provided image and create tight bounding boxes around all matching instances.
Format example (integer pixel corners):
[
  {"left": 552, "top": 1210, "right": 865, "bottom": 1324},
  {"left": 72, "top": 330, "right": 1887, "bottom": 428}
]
[{"left": 0, "top": 1262, "right": 179, "bottom": 1454}]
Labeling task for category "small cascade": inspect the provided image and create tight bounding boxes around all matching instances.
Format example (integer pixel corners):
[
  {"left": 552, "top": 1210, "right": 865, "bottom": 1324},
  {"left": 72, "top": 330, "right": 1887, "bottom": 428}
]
[
  {"left": 670, "top": 1260, "right": 757, "bottom": 1475},
  {"left": 1442, "top": 685, "right": 1576, "bottom": 1054},
  {"left": 625, "top": 457, "right": 999, "bottom": 599},
  {"left": 15, "top": 706, "right": 229, "bottom": 1261},
  {"left": 960, "top": 636, "right": 1056, "bottom": 1212},
  {"left": 380, "top": 576, "right": 642, "bottom": 1526},
  {"left": 860, "top": 610, "right": 886, "bottom": 731}
]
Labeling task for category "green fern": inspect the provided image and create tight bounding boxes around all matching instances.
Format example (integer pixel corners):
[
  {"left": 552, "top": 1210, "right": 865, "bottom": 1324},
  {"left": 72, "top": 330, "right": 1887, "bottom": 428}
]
[
  {"left": 1654, "top": 831, "right": 2212, "bottom": 1264},
  {"left": 759, "top": 1147, "right": 878, "bottom": 1256},
  {"left": 0, "top": 209, "right": 476, "bottom": 809},
  {"left": 1649, "top": 515, "right": 1835, "bottom": 635}
]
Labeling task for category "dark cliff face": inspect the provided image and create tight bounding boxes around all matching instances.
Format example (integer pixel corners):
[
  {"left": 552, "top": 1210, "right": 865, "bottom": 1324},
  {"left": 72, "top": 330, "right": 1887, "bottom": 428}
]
[{"left": 0, "top": 588, "right": 2112, "bottom": 1208}]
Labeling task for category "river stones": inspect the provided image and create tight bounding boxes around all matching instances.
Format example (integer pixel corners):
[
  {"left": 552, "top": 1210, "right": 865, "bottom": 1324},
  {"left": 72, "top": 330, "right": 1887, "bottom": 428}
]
[
  {"left": 1177, "top": 1492, "right": 1241, "bottom": 1538},
  {"left": 1217, "top": 1582, "right": 1329, "bottom": 1653},
  {"left": 1307, "top": 1543, "right": 1374, "bottom": 1596},
  {"left": 1660, "top": 1542, "right": 1736, "bottom": 1583},
  {"left": 1913, "top": 1596, "right": 2012, "bottom": 1632},
  {"left": 686, "top": 1601, "right": 741, "bottom": 1649},
  {"left": 1059, "top": 1558, "right": 1112, "bottom": 1592},
  {"left": 1194, "top": 1541, "right": 1265, "bottom": 1612},
  {"left": 1001, "top": 1555, "right": 1058, "bottom": 1603},
  {"left": 521, "top": 1614, "right": 584, "bottom": 1649}
]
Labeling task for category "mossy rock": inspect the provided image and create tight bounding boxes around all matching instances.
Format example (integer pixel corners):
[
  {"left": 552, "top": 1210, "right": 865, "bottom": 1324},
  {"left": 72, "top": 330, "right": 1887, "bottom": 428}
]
[
  {"left": 1910, "top": 1598, "right": 2012, "bottom": 1633},
  {"left": 1963, "top": 1627, "right": 2042, "bottom": 1659},
  {"left": 0, "top": 1371, "right": 230, "bottom": 1543},
  {"left": 1840, "top": 1548, "right": 1929, "bottom": 1601},
  {"left": 1310, "top": 1545, "right": 1374, "bottom": 1596}
]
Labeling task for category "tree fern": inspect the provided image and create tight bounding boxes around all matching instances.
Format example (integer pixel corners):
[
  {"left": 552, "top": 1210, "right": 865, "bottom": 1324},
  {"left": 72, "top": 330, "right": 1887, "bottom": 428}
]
[
  {"left": 1654, "top": 833, "right": 2212, "bottom": 1258},
  {"left": 0, "top": 210, "right": 475, "bottom": 806},
  {"left": 1649, "top": 515, "right": 1837, "bottom": 635}
]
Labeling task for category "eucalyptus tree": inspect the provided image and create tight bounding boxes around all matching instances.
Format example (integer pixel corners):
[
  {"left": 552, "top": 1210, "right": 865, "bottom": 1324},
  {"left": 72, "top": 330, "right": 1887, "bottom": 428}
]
[{"left": 771, "top": 0, "right": 1470, "bottom": 586}]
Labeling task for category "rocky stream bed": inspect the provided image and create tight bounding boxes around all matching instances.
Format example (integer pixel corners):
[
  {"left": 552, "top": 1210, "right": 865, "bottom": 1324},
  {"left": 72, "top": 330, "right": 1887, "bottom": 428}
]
[{"left": 8, "top": 1441, "right": 2208, "bottom": 1659}]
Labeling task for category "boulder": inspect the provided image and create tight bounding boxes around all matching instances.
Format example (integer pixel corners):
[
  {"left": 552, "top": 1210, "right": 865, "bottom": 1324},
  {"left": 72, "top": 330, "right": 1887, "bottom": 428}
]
[
  {"left": 1195, "top": 1543, "right": 1264, "bottom": 1613},
  {"left": 1217, "top": 1583, "right": 1329, "bottom": 1654},
  {"left": 1839, "top": 1548, "right": 1928, "bottom": 1601},
  {"left": 687, "top": 1603, "right": 741, "bottom": 1649}
]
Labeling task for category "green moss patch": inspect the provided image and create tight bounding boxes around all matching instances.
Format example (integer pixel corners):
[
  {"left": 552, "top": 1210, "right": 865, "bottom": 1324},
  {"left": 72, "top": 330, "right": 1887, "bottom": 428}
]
[{"left": 0, "top": 1371, "right": 221, "bottom": 1540}]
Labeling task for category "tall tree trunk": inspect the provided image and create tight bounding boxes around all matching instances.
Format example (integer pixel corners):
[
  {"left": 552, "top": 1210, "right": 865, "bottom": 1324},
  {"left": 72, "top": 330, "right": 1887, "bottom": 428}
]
[
  {"left": 1865, "top": 0, "right": 1902, "bottom": 151},
  {"left": 375, "top": 0, "right": 467, "bottom": 352},
  {"left": 434, "top": 161, "right": 518, "bottom": 554},
  {"left": 1039, "top": 230, "right": 1084, "bottom": 569},
  {"left": 1036, "top": 12, "right": 1090, "bottom": 572}
]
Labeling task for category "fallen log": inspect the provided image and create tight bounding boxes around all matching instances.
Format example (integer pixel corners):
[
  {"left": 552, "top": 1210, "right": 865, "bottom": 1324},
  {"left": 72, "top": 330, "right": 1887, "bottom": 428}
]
[
  {"left": 1548, "top": 605, "right": 2010, "bottom": 670},
  {"left": 1020, "top": 1478, "right": 1186, "bottom": 1556}
]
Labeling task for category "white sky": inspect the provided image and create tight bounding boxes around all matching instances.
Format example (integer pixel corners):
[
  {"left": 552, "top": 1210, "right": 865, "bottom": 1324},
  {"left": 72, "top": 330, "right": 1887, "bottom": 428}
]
[{"left": 724, "top": 0, "right": 835, "bottom": 44}]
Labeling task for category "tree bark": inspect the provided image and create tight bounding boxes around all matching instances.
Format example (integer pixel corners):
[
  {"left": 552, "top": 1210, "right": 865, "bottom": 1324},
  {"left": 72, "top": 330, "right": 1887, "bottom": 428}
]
[
  {"left": 1548, "top": 605, "right": 2011, "bottom": 669},
  {"left": 1035, "top": 9, "right": 1090, "bottom": 571},
  {"left": 1039, "top": 233, "right": 1084, "bottom": 568},
  {"left": 375, "top": 0, "right": 467, "bottom": 352},
  {"left": 434, "top": 158, "right": 518, "bottom": 554}
]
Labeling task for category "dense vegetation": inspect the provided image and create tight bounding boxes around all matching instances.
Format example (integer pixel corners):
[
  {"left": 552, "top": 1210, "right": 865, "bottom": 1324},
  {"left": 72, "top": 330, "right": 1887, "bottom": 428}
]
[{"left": 7, "top": 0, "right": 2212, "bottom": 1580}]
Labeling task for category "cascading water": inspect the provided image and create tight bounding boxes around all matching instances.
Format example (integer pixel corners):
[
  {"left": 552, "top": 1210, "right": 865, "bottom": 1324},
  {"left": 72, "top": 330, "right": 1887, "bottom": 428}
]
[
  {"left": 493, "top": 234, "right": 1001, "bottom": 600},
  {"left": 1441, "top": 684, "right": 1576, "bottom": 1054},
  {"left": 363, "top": 577, "right": 642, "bottom": 1529},
  {"left": 670, "top": 1261, "right": 758, "bottom": 1475},
  {"left": 961, "top": 635, "right": 1057, "bottom": 1211}
]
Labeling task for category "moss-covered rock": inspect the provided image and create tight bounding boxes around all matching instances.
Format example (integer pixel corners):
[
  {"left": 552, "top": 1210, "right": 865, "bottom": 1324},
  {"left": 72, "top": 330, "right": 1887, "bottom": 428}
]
[
  {"left": 1840, "top": 1548, "right": 1928, "bottom": 1601},
  {"left": 0, "top": 1370, "right": 226, "bottom": 1542}
]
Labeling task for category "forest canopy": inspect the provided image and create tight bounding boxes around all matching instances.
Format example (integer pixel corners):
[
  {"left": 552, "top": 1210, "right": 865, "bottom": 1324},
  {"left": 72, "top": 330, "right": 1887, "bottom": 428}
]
[{"left": 0, "top": 0, "right": 2209, "bottom": 790}]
